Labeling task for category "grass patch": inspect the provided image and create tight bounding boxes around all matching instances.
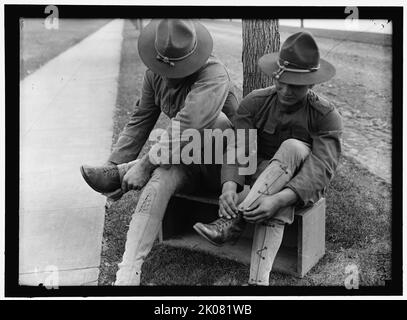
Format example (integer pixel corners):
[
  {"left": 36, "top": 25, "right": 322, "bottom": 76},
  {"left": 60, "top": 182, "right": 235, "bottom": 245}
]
[
  {"left": 98, "top": 20, "right": 392, "bottom": 286},
  {"left": 20, "top": 18, "right": 111, "bottom": 79},
  {"left": 325, "top": 156, "right": 391, "bottom": 251},
  {"left": 98, "top": 20, "right": 169, "bottom": 285}
]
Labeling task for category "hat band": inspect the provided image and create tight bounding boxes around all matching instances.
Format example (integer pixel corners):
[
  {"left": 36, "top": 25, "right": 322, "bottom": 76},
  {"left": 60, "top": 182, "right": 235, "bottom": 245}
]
[
  {"left": 155, "top": 40, "right": 198, "bottom": 67},
  {"left": 273, "top": 59, "right": 320, "bottom": 80}
]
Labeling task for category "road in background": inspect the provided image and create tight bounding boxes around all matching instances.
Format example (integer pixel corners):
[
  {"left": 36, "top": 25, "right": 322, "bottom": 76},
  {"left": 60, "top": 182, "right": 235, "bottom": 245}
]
[{"left": 202, "top": 20, "right": 391, "bottom": 183}]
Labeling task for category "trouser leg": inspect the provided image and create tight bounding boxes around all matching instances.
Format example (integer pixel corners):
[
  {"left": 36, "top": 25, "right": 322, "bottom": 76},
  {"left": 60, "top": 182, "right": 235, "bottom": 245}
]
[
  {"left": 200, "top": 111, "right": 233, "bottom": 194},
  {"left": 114, "top": 165, "right": 191, "bottom": 285},
  {"left": 239, "top": 139, "right": 311, "bottom": 212},
  {"left": 246, "top": 139, "right": 311, "bottom": 285},
  {"left": 238, "top": 160, "right": 292, "bottom": 211},
  {"left": 249, "top": 221, "right": 285, "bottom": 285}
]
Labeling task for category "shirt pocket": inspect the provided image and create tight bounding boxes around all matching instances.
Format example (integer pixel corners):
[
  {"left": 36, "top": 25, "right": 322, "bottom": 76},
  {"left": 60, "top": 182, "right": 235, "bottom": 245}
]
[
  {"left": 279, "top": 127, "right": 291, "bottom": 143},
  {"left": 259, "top": 127, "right": 281, "bottom": 153},
  {"left": 167, "top": 89, "right": 186, "bottom": 119}
]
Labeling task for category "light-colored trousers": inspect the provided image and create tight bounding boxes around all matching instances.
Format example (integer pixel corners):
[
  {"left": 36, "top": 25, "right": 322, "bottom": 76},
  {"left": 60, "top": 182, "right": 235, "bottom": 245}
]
[
  {"left": 240, "top": 139, "right": 311, "bottom": 285},
  {"left": 114, "top": 126, "right": 310, "bottom": 286},
  {"left": 114, "top": 112, "right": 232, "bottom": 285}
]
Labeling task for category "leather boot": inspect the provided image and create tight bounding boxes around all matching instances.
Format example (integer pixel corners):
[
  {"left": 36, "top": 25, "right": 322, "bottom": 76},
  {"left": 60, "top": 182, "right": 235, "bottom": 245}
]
[
  {"left": 193, "top": 161, "right": 291, "bottom": 247},
  {"left": 193, "top": 212, "right": 247, "bottom": 246},
  {"left": 103, "top": 160, "right": 140, "bottom": 206},
  {"left": 80, "top": 164, "right": 121, "bottom": 194}
]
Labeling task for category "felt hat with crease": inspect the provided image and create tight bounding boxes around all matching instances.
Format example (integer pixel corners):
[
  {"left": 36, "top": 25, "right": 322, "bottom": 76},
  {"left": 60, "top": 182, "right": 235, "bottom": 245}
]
[
  {"left": 138, "top": 19, "right": 213, "bottom": 78},
  {"left": 258, "top": 31, "right": 336, "bottom": 85}
]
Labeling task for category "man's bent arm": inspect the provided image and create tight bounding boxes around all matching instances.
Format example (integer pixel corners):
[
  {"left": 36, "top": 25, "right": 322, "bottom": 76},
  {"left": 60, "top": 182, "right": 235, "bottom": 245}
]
[
  {"left": 285, "top": 108, "right": 343, "bottom": 206},
  {"left": 275, "top": 188, "right": 299, "bottom": 207},
  {"left": 109, "top": 70, "right": 161, "bottom": 165},
  {"left": 148, "top": 59, "right": 230, "bottom": 165}
]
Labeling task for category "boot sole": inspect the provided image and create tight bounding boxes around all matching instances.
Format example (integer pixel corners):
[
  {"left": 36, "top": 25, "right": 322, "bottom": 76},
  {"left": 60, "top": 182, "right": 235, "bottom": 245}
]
[{"left": 192, "top": 223, "right": 223, "bottom": 247}]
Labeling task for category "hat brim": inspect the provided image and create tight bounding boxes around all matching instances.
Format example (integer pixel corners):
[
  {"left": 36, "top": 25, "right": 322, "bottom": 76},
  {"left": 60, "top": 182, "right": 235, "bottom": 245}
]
[
  {"left": 138, "top": 20, "right": 213, "bottom": 78},
  {"left": 258, "top": 53, "right": 336, "bottom": 85}
]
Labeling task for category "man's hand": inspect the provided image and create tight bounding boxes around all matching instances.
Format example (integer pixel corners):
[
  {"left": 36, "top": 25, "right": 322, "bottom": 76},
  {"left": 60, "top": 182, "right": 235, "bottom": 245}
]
[
  {"left": 218, "top": 181, "right": 239, "bottom": 219},
  {"left": 121, "top": 155, "right": 157, "bottom": 192},
  {"left": 242, "top": 194, "right": 283, "bottom": 223},
  {"left": 243, "top": 188, "right": 299, "bottom": 224}
]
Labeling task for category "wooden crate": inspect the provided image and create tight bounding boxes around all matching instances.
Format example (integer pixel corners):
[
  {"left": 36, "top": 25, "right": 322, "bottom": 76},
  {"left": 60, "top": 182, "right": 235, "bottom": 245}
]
[{"left": 160, "top": 191, "right": 326, "bottom": 278}]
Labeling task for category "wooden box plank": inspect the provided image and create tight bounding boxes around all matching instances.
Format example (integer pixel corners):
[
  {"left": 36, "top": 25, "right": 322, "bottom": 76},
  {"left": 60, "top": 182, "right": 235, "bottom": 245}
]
[
  {"left": 297, "top": 199, "right": 326, "bottom": 277},
  {"left": 161, "top": 192, "right": 326, "bottom": 278}
]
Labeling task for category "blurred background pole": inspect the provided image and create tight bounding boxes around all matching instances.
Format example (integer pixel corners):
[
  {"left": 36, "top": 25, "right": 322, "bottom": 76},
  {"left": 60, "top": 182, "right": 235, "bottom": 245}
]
[{"left": 242, "top": 19, "right": 280, "bottom": 97}]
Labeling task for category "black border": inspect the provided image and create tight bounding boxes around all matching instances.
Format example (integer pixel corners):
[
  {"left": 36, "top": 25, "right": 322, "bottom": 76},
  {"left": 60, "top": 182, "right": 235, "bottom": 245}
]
[{"left": 5, "top": 4, "right": 403, "bottom": 297}]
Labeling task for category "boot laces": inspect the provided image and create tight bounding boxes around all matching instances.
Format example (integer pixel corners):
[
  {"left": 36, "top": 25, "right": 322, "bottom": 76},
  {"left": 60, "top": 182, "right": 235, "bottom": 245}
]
[
  {"left": 102, "top": 166, "right": 117, "bottom": 177},
  {"left": 213, "top": 218, "right": 233, "bottom": 230}
]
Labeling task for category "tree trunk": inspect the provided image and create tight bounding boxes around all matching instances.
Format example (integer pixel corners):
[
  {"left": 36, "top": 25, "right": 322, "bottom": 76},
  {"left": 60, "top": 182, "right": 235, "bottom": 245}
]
[
  {"left": 242, "top": 20, "right": 280, "bottom": 97},
  {"left": 131, "top": 19, "right": 143, "bottom": 31}
]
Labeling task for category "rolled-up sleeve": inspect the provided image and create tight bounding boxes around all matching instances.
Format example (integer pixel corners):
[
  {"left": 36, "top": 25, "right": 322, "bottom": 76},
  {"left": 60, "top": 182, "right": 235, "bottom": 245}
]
[
  {"left": 109, "top": 70, "right": 161, "bottom": 164},
  {"left": 149, "top": 62, "right": 230, "bottom": 164},
  {"left": 285, "top": 108, "right": 343, "bottom": 206}
]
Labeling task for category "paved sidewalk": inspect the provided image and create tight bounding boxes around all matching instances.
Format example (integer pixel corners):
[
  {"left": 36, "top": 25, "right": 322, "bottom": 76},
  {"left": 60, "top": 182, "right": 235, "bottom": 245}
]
[{"left": 19, "top": 19, "right": 124, "bottom": 286}]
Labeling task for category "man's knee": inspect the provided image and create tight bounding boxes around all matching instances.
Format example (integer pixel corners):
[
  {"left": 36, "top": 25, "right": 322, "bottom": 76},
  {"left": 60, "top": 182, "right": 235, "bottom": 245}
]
[
  {"left": 279, "top": 138, "right": 311, "bottom": 162},
  {"left": 211, "top": 112, "right": 233, "bottom": 131},
  {"left": 147, "top": 166, "right": 185, "bottom": 193}
]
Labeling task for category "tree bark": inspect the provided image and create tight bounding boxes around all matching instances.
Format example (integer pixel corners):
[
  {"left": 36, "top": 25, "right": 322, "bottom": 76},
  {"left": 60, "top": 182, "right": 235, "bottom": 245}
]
[{"left": 242, "top": 20, "right": 280, "bottom": 97}]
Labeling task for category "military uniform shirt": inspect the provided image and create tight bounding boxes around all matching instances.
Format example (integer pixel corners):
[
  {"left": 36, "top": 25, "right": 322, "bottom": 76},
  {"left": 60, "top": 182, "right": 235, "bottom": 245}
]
[
  {"left": 109, "top": 55, "right": 238, "bottom": 165},
  {"left": 221, "top": 86, "right": 343, "bottom": 206}
]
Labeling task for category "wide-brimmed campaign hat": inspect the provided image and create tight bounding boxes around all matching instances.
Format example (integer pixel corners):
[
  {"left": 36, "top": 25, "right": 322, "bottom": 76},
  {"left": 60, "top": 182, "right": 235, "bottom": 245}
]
[
  {"left": 258, "top": 31, "right": 336, "bottom": 85},
  {"left": 138, "top": 19, "right": 213, "bottom": 78}
]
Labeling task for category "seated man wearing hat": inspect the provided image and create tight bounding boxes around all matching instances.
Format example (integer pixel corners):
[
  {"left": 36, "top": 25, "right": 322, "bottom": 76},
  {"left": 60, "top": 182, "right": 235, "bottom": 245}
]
[
  {"left": 80, "top": 19, "right": 238, "bottom": 285},
  {"left": 193, "top": 31, "right": 343, "bottom": 286}
]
